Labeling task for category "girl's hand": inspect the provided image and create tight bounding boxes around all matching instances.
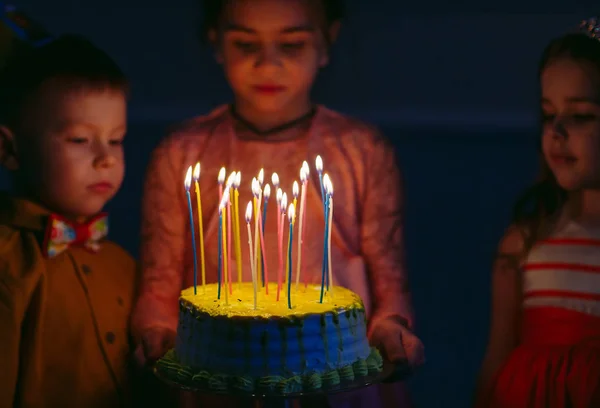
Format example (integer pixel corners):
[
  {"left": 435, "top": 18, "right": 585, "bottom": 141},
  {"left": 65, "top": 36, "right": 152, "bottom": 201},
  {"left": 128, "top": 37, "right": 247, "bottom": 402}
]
[
  {"left": 370, "top": 316, "right": 425, "bottom": 367},
  {"left": 135, "top": 327, "right": 176, "bottom": 367}
]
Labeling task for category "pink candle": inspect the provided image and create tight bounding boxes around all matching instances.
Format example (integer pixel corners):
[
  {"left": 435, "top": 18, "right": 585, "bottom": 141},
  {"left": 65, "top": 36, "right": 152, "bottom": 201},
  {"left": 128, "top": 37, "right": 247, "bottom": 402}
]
[
  {"left": 296, "top": 167, "right": 308, "bottom": 290},
  {"left": 258, "top": 200, "right": 269, "bottom": 295},
  {"left": 275, "top": 188, "right": 283, "bottom": 301},
  {"left": 301, "top": 161, "right": 310, "bottom": 287},
  {"left": 227, "top": 196, "right": 232, "bottom": 294}
]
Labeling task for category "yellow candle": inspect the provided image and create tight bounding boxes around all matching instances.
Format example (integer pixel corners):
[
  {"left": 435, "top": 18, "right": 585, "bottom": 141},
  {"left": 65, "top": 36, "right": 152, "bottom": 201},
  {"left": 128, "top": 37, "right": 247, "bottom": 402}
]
[
  {"left": 192, "top": 163, "right": 206, "bottom": 293},
  {"left": 326, "top": 178, "right": 334, "bottom": 298},
  {"left": 222, "top": 197, "right": 229, "bottom": 305},
  {"left": 233, "top": 172, "right": 243, "bottom": 288}
]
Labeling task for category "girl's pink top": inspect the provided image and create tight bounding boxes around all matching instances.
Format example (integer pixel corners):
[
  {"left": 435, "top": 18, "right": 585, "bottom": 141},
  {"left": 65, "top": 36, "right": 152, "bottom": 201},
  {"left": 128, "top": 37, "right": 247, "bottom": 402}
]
[{"left": 133, "top": 104, "right": 415, "bottom": 341}]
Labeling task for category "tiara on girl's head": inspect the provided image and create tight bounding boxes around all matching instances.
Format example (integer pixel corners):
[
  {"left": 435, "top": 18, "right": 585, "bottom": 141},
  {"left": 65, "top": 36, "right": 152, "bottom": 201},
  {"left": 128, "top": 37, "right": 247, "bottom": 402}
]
[{"left": 580, "top": 17, "right": 600, "bottom": 40}]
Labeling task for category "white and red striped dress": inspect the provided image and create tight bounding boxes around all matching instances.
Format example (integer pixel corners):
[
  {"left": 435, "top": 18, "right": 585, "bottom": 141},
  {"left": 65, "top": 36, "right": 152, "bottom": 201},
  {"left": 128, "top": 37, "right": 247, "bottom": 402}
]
[{"left": 489, "top": 221, "right": 600, "bottom": 408}]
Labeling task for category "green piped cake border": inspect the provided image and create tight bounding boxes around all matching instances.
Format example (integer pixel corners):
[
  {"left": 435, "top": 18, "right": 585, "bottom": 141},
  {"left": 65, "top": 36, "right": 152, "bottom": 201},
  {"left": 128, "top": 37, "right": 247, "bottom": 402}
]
[{"left": 155, "top": 347, "right": 384, "bottom": 395}]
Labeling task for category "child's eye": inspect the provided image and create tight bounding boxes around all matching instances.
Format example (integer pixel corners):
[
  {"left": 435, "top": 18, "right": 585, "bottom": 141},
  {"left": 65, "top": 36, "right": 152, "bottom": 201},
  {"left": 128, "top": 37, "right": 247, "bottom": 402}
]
[
  {"left": 109, "top": 139, "right": 123, "bottom": 146},
  {"left": 280, "top": 42, "right": 305, "bottom": 52},
  {"left": 570, "top": 113, "right": 596, "bottom": 122},
  {"left": 233, "top": 40, "right": 259, "bottom": 53},
  {"left": 67, "top": 137, "right": 88, "bottom": 144}
]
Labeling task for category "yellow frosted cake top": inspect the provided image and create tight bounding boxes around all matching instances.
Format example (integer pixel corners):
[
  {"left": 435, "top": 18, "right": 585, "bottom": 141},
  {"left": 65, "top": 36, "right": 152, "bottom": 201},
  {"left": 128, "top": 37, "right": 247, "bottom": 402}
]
[{"left": 180, "top": 282, "right": 364, "bottom": 318}]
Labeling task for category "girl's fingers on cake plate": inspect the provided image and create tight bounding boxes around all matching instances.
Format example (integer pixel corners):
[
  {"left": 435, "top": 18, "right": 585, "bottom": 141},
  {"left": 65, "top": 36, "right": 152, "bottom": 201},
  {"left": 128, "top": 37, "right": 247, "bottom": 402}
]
[{"left": 142, "top": 327, "right": 176, "bottom": 364}]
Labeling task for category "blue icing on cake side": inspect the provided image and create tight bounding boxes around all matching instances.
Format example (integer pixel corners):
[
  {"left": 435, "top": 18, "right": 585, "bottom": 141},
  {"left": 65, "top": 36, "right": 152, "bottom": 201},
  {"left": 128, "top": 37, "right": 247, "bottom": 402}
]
[{"left": 176, "top": 302, "right": 371, "bottom": 378}]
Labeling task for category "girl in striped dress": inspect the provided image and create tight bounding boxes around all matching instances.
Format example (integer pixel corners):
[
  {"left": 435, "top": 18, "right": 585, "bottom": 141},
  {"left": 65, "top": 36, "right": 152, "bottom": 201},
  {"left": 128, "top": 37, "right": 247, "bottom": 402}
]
[{"left": 475, "top": 17, "right": 600, "bottom": 408}]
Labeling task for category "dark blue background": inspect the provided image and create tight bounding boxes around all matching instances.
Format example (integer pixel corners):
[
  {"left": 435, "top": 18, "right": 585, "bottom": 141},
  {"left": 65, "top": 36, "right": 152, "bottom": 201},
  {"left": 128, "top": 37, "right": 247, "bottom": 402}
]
[{"left": 1, "top": 2, "right": 593, "bottom": 406}]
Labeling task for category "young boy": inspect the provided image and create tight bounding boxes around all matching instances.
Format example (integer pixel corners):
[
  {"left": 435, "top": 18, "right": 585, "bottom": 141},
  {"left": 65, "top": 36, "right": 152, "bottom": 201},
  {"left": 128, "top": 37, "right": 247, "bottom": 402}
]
[{"left": 0, "top": 35, "right": 137, "bottom": 407}]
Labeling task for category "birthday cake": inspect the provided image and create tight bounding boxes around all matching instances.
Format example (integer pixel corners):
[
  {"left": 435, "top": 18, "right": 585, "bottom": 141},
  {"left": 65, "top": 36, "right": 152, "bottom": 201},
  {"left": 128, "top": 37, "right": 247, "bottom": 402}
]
[
  {"left": 156, "top": 283, "right": 383, "bottom": 393},
  {"left": 156, "top": 160, "right": 382, "bottom": 393}
]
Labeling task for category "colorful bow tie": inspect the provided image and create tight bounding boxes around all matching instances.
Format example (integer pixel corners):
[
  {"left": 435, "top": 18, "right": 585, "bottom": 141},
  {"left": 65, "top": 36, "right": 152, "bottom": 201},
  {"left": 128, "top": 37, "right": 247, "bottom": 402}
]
[{"left": 42, "top": 213, "right": 109, "bottom": 258}]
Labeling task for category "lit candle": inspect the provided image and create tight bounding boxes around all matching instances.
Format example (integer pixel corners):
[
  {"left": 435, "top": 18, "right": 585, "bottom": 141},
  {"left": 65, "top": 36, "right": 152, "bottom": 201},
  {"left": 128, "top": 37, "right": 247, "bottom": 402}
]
[
  {"left": 260, "top": 184, "right": 271, "bottom": 294},
  {"left": 252, "top": 178, "right": 261, "bottom": 293},
  {"left": 271, "top": 172, "right": 280, "bottom": 191},
  {"left": 192, "top": 162, "right": 206, "bottom": 294},
  {"left": 217, "top": 191, "right": 227, "bottom": 300},
  {"left": 325, "top": 177, "right": 334, "bottom": 297},
  {"left": 301, "top": 161, "right": 310, "bottom": 288},
  {"left": 184, "top": 167, "right": 199, "bottom": 295},
  {"left": 218, "top": 167, "right": 226, "bottom": 202},
  {"left": 256, "top": 170, "right": 264, "bottom": 286},
  {"left": 287, "top": 203, "right": 296, "bottom": 309},
  {"left": 220, "top": 190, "right": 230, "bottom": 304},
  {"left": 277, "top": 192, "right": 287, "bottom": 301},
  {"left": 315, "top": 155, "right": 325, "bottom": 208},
  {"left": 245, "top": 202, "right": 257, "bottom": 309},
  {"left": 233, "top": 172, "right": 243, "bottom": 289},
  {"left": 280, "top": 193, "right": 288, "bottom": 285},
  {"left": 319, "top": 174, "right": 331, "bottom": 303},
  {"left": 292, "top": 181, "right": 299, "bottom": 226},
  {"left": 295, "top": 167, "right": 308, "bottom": 290},
  {"left": 275, "top": 188, "right": 283, "bottom": 300},
  {"left": 226, "top": 173, "right": 235, "bottom": 295}
]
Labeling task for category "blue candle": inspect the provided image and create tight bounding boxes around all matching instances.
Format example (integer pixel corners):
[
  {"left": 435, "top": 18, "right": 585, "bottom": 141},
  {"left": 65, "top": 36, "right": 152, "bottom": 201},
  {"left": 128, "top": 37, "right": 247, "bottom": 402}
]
[
  {"left": 186, "top": 190, "right": 198, "bottom": 295},
  {"left": 319, "top": 194, "right": 330, "bottom": 303},
  {"left": 217, "top": 211, "right": 223, "bottom": 300},
  {"left": 318, "top": 173, "right": 325, "bottom": 209},
  {"left": 287, "top": 204, "right": 295, "bottom": 309},
  {"left": 184, "top": 167, "right": 199, "bottom": 295}
]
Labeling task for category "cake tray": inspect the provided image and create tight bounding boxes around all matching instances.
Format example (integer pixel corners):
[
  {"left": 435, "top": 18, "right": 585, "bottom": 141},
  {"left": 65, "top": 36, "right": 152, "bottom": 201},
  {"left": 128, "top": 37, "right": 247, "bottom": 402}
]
[{"left": 154, "top": 354, "right": 411, "bottom": 400}]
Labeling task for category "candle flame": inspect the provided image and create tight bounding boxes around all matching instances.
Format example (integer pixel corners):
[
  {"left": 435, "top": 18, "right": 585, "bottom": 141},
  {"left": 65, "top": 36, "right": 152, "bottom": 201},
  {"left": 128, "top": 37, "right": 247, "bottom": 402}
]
[
  {"left": 276, "top": 188, "right": 283, "bottom": 204},
  {"left": 271, "top": 172, "right": 279, "bottom": 187},
  {"left": 302, "top": 160, "right": 310, "bottom": 176},
  {"left": 327, "top": 177, "right": 334, "bottom": 195},
  {"left": 235, "top": 171, "right": 241, "bottom": 188},
  {"left": 193, "top": 162, "right": 201, "bottom": 181},
  {"left": 245, "top": 201, "right": 253, "bottom": 223},
  {"left": 226, "top": 172, "right": 236, "bottom": 189},
  {"left": 288, "top": 203, "right": 296, "bottom": 223},
  {"left": 184, "top": 166, "right": 192, "bottom": 190},
  {"left": 323, "top": 174, "right": 331, "bottom": 194},
  {"left": 218, "top": 167, "right": 226, "bottom": 184},
  {"left": 258, "top": 168, "right": 264, "bottom": 185},
  {"left": 219, "top": 189, "right": 230, "bottom": 212},
  {"left": 264, "top": 183, "right": 271, "bottom": 199},
  {"left": 252, "top": 178, "right": 259, "bottom": 197},
  {"left": 315, "top": 155, "right": 323, "bottom": 173},
  {"left": 281, "top": 192, "right": 288, "bottom": 212},
  {"left": 300, "top": 167, "right": 307, "bottom": 183},
  {"left": 293, "top": 181, "right": 299, "bottom": 198}
]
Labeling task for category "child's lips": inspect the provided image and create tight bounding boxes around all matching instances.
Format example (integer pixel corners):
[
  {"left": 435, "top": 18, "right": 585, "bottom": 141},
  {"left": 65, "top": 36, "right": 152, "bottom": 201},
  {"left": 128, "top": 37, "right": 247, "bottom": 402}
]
[
  {"left": 87, "top": 182, "right": 114, "bottom": 194},
  {"left": 549, "top": 154, "right": 577, "bottom": 166},
  {"left": 253, "top": 84, "right": 286, "bottom": 94}
]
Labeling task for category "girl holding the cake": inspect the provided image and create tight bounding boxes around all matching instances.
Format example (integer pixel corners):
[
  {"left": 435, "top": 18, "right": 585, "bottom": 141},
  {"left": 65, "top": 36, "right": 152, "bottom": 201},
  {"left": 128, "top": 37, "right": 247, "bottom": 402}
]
[
  {"left": 475, "top": 17, "right": 600, "bottom": 408},
  {"left": 133, "top": 0, "right": 424, "bottom": 406}
]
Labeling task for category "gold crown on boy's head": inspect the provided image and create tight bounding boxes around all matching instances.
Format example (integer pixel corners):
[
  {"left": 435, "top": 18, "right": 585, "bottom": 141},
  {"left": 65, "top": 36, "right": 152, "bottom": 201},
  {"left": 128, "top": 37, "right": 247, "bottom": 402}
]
[{"left": 580, "top": 17, "right": 600, "bottom": 40}]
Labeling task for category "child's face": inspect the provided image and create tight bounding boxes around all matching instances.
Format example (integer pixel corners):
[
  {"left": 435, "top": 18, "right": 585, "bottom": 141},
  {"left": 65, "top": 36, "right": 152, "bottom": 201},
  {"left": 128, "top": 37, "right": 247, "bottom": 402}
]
[
  {"left": 9, "top": 82, "right": 126, "bottom": 220},
  {"left": 540, "top": 58, "right": 600, "bottom": 191},
  {"left": 214, "top": 0, "right": 331, "bottom": 115}
]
